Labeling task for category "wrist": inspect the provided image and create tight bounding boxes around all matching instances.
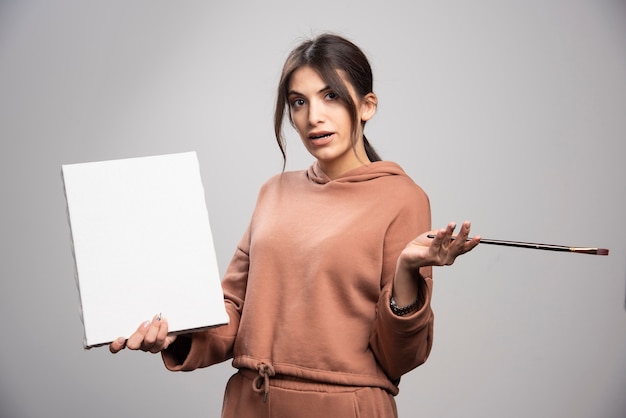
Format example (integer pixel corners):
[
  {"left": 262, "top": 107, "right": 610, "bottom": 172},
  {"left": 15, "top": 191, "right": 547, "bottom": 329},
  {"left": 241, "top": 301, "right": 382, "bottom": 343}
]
[
  {"left": 397, "top": 249, "right": 426, "bottom": 271},
  {"left": 390, "top": 295, "right": 419, "bottom": 316}
]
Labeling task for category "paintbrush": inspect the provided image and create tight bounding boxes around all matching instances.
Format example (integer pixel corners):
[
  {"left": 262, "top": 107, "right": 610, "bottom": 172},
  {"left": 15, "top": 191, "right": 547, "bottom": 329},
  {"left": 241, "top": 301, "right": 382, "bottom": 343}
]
[{"left": 426, "top": 235, "right": 609, "bottom": 256}]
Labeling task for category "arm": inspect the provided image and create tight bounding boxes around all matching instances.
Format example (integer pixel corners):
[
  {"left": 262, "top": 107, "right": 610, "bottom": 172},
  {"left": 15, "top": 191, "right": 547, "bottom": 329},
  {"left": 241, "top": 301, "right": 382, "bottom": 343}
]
[
  {"left": 368, "top": 188, "right": 432, "bottom": 380},
  {"left": 160, "top": 240, "right": 249, "bottom": 371},
  {"left": 109, "top": 227, "right": 252, "bottom": 372},
  {"left": 369, "top": 191, "right": 479, "bottom": 380}
]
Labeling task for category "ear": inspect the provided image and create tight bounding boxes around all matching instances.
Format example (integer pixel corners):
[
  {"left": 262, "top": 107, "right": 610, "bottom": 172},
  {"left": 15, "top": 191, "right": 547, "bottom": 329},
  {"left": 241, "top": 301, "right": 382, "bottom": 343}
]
[{"left": 360, "top": 92, "right": 378, "bottom": 122}]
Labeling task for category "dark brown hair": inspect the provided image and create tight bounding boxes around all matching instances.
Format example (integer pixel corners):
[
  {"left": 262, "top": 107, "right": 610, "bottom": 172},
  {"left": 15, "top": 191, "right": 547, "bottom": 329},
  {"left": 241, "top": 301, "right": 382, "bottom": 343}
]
[{"left": 274, "top": 33, "right": 381, "bottom": 168}]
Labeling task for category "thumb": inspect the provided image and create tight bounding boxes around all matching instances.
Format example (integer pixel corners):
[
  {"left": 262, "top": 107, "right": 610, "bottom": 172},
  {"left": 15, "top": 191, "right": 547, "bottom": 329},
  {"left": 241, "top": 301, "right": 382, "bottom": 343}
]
[
  {"left": 163, "top": 334, "right": 178, "bottom": 350},
  {"left": 109, "top": 336, "right": 127, "bottom": 354}
]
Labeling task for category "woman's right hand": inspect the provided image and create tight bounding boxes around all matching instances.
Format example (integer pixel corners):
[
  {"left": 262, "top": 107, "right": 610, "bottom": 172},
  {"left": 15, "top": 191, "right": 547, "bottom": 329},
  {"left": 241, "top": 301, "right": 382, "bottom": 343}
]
[{"left": 109, "top": 314, "right": 177, "bottom": 354}]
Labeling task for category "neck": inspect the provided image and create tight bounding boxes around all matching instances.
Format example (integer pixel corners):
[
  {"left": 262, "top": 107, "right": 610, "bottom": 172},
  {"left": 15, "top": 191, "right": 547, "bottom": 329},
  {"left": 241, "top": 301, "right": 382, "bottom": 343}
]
[{"left": 318, "top": 148, "right": 370, "bottom": 180}]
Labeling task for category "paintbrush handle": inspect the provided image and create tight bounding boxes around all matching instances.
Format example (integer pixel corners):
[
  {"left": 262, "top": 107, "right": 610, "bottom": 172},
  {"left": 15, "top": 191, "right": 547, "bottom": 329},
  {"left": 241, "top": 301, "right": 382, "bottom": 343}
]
[{"left": 426, "top": 235, "right": 609, "bottom": 256}]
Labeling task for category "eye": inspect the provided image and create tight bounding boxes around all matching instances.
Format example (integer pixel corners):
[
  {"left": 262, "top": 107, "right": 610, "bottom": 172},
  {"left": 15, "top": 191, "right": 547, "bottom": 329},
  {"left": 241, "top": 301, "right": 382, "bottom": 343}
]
[
  {"left": 290, "top": 98, "right": 306, "bottom": 108},
  {"left": 325, "top": 91, "right": 338, "bottom": 100}
]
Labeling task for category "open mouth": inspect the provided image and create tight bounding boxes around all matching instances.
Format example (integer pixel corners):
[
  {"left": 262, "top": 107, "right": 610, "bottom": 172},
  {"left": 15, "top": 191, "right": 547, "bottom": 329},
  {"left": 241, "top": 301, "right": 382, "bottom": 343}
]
[{"left": 309, "top": 132, "right": 333, "bottom": 140}]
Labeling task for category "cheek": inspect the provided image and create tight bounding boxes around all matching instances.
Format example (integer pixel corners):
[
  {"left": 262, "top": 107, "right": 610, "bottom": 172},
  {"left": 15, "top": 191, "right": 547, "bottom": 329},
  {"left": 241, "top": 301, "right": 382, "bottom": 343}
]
[{"left": 291, "top": 112, "right": 306, "bottom": 134}]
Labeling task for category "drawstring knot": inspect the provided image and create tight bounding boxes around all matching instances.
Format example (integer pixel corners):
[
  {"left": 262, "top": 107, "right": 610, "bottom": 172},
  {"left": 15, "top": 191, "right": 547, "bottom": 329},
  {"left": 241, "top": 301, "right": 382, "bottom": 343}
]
[{"left": 252, "top": 362, "right": 276, "bottom": 403}]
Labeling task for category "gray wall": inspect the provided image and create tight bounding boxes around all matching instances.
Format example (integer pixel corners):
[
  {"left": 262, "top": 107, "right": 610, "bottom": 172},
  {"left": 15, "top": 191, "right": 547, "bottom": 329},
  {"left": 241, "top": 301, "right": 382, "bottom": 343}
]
[{"left": 1, "top": 1, "right": 625, "bottom": 417}]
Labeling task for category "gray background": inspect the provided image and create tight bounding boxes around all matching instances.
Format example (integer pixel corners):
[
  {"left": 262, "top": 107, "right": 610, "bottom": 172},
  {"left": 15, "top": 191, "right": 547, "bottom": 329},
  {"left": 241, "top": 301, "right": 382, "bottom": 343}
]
[{"left": 1, "top": 1, "right": 625, "bottom": 417}]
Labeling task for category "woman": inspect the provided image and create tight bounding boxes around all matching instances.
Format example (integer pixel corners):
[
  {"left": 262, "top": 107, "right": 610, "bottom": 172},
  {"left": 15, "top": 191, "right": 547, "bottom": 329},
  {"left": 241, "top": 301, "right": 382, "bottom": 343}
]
[{"left": 110, "top": 33, "right": 479, "bottom": 417}]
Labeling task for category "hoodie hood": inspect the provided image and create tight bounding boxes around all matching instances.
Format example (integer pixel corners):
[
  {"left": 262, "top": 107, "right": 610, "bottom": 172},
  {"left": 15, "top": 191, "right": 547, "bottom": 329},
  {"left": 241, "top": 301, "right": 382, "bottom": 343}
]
[{"left": 307, "top": 160, "right": 409, "bottom": 185}]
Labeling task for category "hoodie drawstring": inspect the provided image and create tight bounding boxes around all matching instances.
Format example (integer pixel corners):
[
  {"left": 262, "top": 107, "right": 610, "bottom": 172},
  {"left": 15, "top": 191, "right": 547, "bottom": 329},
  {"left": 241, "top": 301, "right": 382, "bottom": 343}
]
[{"left": 252, "top": 362, "right": 276, "bottom": 403}]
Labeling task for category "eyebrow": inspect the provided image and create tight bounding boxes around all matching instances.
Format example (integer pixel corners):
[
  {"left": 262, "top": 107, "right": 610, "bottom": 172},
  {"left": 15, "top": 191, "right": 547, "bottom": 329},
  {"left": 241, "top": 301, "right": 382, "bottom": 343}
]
[{"left": 287, "top": 85, "right": 332, "bottom": 97}]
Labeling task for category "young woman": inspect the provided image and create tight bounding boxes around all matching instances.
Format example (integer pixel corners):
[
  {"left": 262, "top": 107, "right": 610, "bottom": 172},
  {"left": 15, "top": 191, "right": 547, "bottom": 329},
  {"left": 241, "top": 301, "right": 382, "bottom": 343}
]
[{"left": 110, "top": 33, "right": 479, "bottom": 417}]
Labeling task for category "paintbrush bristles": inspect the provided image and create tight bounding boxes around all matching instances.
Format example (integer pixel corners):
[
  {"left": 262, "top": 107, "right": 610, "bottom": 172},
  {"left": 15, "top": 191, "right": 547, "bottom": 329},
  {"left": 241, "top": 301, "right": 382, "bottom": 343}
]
[{"left": 573, "top": 248, "right": 609, "bottom": 256}]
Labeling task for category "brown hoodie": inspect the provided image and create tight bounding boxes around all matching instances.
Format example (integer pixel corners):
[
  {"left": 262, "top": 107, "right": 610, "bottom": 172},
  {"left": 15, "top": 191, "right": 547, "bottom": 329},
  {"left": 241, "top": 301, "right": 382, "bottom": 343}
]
[{"left": 162, "top": 161, "right": 434, "bottom": 395}]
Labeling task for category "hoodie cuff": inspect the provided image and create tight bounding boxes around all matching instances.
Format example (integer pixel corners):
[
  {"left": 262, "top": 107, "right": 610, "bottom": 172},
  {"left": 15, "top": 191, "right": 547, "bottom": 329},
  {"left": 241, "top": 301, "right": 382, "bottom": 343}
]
[{"left": 382, "top": 276, "right": 433, "bottom": 334}]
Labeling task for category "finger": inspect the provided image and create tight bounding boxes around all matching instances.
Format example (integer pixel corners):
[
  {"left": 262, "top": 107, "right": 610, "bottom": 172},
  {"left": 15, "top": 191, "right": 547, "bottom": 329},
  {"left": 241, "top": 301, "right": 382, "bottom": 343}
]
[
  {"left": 444, "top": 221, "right": 457, "bottom": 237},
  {"left": 109, "top": 336, "right": 127, "bottom": 354},
  {"left": 442, "top": 222, "right": 457, "bottom": 245},
  {"left": 458, "top": 222, "right": 481, "bottom": 253},
  {"left": 457, "top": 221, "right": 471, "bottom": 239},
  {"left": 453, "top": 221, "right": 471, "bottom": 246},
  {"left": 459, "top": 221, "right": 480, "bottom": 248},
  {"left": 142, "top": 314, "right": 164, "bottom": 351},
  {"left": 126, "top": 320, "right": 151, "bottom": 350},
  {"left": 429, "top": 228, "right": 446, "bottom": 251},
  {"left": 463, "top": 234, "right": 481, "bottom": 252},
  {"left": 148, "top": 316, "right": 170, "bottom": 353}
]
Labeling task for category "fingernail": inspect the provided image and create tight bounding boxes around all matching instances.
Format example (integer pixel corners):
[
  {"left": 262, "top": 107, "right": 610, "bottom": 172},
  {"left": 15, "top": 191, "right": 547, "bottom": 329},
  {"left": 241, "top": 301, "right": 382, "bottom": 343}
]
[
  {"left": 451, "top": 222, "right": 457, "bottom": 231},
  {"left": 157, "top": 312, "right": 162, "bottom": 321},
  {"left": 142, "top": 320, "right": 151, "bottom": 329},
  {"left": 115, "top": 337, "right": 126, "bottom": 345}
]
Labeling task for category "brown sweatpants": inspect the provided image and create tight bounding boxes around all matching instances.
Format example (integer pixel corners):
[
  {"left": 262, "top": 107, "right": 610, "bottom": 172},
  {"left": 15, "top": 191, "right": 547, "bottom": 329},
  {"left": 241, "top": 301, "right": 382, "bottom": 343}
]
[{"left": 221, "top": 370, "right": 398, "bottom": 418}]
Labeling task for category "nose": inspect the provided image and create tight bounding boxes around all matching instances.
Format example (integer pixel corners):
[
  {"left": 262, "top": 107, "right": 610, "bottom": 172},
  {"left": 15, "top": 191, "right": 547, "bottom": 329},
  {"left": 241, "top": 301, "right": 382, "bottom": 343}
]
[{"left": 308, "top": 100, "right": 324, "bottom": 126}]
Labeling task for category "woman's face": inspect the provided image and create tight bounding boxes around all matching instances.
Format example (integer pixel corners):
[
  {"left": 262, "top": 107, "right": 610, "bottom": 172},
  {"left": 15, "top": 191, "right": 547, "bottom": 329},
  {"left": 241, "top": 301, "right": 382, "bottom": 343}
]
[{"left": 287, "top": 65, "right": 376, "bottom": 179}]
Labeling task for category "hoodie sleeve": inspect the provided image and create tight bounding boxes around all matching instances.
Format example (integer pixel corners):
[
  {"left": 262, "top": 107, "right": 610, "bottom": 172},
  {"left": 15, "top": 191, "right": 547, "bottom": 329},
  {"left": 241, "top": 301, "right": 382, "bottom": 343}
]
[
  {"left": 369, "top": 181, "right": 435, "bottom": 381},
  {"left": 161, "top": 227, "right": 250, "bottom": 371}
]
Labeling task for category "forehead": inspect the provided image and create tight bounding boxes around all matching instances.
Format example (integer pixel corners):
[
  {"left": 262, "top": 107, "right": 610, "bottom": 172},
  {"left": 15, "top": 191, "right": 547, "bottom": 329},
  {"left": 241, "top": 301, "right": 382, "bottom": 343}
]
[
  {"left": 288, "top": 66, "right": 328, "bottom": 93},
  {"left": 288, "top": 65, "right": 357, "bottom": 99}
]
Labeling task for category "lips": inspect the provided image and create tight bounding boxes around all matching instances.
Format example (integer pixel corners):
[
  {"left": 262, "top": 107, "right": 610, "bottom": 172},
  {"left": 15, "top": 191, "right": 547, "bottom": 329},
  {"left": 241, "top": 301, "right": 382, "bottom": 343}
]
[
  {"left": 307, "top": 132, "right": 334, "bottom": 146},
  {"left": 309, "top": 131, "right": 333, "bottom": 140}
]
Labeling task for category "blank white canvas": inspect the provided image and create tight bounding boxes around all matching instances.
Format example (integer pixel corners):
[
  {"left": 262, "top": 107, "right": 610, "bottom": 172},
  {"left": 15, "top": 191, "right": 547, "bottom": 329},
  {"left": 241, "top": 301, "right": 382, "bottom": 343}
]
[{"left": 62, "top": 151, "right": 228, "bottom": 348}]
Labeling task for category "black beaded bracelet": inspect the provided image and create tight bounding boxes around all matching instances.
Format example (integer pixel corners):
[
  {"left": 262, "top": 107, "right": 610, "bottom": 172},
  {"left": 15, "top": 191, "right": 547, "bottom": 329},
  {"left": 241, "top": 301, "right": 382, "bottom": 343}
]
[{"left": 390, "top": 296, "right": 419, "bottom": 316}]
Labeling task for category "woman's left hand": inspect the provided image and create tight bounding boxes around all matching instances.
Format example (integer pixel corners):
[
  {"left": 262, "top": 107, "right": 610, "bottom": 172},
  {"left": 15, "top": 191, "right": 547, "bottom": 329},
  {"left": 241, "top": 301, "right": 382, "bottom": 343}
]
[
  {"left": 392, "top": 221, "right": 479, "bottom": 307},
  {"left": 400, "top": 221, "right": 480, "bottom": 269}
]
